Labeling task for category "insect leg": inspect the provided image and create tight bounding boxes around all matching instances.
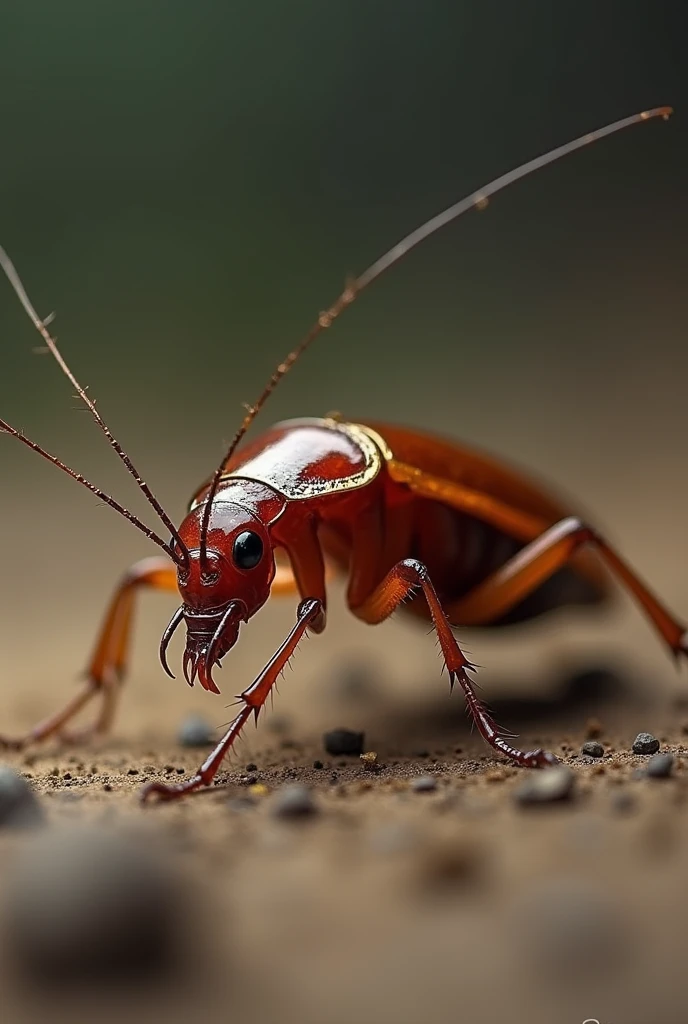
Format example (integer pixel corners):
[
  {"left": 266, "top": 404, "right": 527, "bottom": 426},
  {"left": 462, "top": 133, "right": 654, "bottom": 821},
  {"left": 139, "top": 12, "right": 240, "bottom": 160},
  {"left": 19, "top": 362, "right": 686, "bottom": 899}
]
[
  {"left": 351, "top": 558, "right": 558, "bottom": 769},
  {"left": 392, "top": 461, "right": 686, "bottom": 657},
  {"left": 141, "top": 598, "right": 324, "bottom": 801},
  {"left": 445, "top": 517, "right": 687, "bottom": 656},
  {"left": 0, "top": 557, "right": 178, "bottom": 749}
]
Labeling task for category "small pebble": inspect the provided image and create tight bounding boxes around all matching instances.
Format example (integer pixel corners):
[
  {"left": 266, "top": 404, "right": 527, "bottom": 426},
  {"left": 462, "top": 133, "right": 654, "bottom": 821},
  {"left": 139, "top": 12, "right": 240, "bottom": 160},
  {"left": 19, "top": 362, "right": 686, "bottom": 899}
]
[
  {"left": 514, "top": 766, "right": 575, "bottom": 806},
  {"left": 323, "top": 728, "right": 365, "bottom": 756},
  {"left": 632, "top": 732, "right": 660, "bottom": 755},
  {"left": 178, "top": 716, "right": 215, "bottom": 748},
  {"left": 245, "top": 763, "right": 258, "bottom": 773},
  {"left": 270, "top": 784, "right": 318, "bottom": 819},
  {"left": 580, "top": 741, "right": 604, "bottom": 758},
  {"left": 360, "top": 751, "right": 378, "bottom": 770},
  {"left": 312, "top": 760, "right": 324, "bottom": 770},
  {"left": 3, "top": 826, "right": 184, "bottom": 985},
  {"left": 645, "top": 752, "right": 674, "bottom": 779},
  {"left": 0, "top": 766, "right": 43, "bottom": 828},
  {"left": 411, "top": 775, "right": 438, "bottom": 793}
]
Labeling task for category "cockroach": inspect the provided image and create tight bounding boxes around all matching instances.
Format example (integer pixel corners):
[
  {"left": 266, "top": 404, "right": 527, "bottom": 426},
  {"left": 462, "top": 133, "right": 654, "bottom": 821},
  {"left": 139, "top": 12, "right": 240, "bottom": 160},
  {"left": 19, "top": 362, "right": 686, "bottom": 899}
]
[{"left": 0, "top": 107, "right": 682, "bottom": 803}]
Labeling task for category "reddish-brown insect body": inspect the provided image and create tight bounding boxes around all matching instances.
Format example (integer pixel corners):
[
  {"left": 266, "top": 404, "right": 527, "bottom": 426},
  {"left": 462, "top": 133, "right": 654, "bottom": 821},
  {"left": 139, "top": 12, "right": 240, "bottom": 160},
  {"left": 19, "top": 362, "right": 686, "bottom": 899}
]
[{"left": 0, "top": 106, "right": 683, "bottom": 802}]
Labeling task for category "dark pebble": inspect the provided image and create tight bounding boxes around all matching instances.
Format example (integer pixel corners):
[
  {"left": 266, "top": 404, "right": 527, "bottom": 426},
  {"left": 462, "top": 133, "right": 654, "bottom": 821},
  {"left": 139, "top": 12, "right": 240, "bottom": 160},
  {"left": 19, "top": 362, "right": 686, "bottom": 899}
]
[
  {"left": 323, "top": 728, "right": 364, "bottom": 756},
  {"left": 580, "top": 741, "right": 604, "bottom": 758},
  {"left": 271, "top": 784, "right": 318, "bottom": 819},
  {"left": 632, "top": 732, "right": 660, "bottom": 755},
  {"left": 3, "top": 826, "right": 184, "bottom": 985},
  {"left": 411, "top": 775, "right": 438, "bottom": 793},
  {"left": 645, "top": 752, "right": 674, "bottom": 779},
  {"left": 245, "top": 763, "right": 258, "bottom": 773},
  {"left": 178, "top": 715, "right": 215, "bottom": 747},
  {"left": 514, "top": 766, "right": 575, "bottom": 806},
  {"left": 313, "top": 760, "right": 324, "bottom": 770},
  {"left": 0, "top": 766, "right": 43, "bottom": 828}
]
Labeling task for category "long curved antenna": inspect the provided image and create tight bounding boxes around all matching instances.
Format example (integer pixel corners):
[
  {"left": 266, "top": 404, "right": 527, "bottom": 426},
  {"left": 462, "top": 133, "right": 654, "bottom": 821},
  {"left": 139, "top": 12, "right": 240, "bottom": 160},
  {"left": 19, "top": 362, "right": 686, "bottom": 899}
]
[
  {"left": 0, "top": 416, "right": 182, "bottom": 563},
  {"left": 0, "top": 246, "right": 190, "bottom": 568},
  {"left": 198, "top": 105, "right": 673, "bottom": 561}
]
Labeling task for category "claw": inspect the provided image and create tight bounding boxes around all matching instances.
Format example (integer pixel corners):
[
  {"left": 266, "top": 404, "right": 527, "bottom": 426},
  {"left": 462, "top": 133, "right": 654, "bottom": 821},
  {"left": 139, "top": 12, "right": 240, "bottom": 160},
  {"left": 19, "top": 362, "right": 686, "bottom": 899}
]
[
  {"left": 196, "top": 654, "right": 221, "bottom": 695},
  {"left": 183, "top": 649, "right": 198, "bottom": 687},
  {"left": 159, "top": 606, "right": 184, "bottom": 679}
]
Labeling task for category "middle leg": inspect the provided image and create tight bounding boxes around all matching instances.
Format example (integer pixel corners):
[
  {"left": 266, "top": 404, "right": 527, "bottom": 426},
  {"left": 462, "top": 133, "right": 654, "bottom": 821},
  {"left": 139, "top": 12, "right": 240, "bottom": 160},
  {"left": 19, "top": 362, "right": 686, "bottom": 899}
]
[{"left": 352, "top": 558, "right": 558, "bottom": 768}]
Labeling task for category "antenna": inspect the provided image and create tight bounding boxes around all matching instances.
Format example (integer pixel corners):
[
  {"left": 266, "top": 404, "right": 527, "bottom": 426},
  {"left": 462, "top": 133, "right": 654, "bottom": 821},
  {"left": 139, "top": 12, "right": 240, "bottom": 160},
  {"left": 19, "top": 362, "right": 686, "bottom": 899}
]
[
  {"left": 198, "top": 105, "right": 672, "bottom": 561},
  {"left": 0, "top": 246, "right": 190, "bottom": 567}
]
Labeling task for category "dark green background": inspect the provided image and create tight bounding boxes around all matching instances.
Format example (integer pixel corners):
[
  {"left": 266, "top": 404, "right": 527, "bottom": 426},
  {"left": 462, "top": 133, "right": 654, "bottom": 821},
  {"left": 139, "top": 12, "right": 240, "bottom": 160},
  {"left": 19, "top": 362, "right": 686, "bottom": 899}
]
[{"left": 0, "top": 0, "right": 686, "bottom": 543}]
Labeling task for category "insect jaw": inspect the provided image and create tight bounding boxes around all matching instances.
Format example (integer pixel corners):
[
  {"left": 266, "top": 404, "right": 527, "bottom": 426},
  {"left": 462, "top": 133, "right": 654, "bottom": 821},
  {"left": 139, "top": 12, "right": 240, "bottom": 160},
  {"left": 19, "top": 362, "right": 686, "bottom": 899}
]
[
  {"left": 159, "top": 600, "right": 247, "bottom": 691},
  {"left": 170, "top": 600, "right": 247, "bottom": 694}
]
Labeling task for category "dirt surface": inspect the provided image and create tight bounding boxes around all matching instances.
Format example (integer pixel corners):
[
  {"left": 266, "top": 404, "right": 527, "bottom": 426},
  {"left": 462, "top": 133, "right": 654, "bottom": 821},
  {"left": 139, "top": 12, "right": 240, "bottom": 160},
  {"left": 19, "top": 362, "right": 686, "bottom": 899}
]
[
  {"left": 1, "top": 572, "right": 688, "bottom": 1023},
  {"left": 0, "top": 659, "right": 687, "bottom": 1023}
]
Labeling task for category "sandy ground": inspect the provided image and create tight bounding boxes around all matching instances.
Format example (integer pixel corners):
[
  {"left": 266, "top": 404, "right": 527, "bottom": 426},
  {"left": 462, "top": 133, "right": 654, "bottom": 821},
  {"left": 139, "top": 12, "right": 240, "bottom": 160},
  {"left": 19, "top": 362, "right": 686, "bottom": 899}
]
[{"left": 0, "top": 569, "right": 688, "bottom": 1024}]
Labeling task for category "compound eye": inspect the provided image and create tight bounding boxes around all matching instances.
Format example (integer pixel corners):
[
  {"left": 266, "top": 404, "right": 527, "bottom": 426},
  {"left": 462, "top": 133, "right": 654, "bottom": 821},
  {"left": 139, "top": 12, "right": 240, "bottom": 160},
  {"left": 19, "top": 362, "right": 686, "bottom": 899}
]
[{"left": 232, "top": 530, "right": 264, "bottom": 570}]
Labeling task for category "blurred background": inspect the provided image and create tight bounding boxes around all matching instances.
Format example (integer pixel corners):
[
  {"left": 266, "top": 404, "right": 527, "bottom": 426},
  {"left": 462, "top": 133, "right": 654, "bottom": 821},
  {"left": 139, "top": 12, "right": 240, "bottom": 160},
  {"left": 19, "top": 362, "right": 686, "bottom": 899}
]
[
  {"left": 1, "top": 3, "right": 688, "bottom": 1023},
  {"left": 1, "top": 0, "right": 686, "bottom": 722}
]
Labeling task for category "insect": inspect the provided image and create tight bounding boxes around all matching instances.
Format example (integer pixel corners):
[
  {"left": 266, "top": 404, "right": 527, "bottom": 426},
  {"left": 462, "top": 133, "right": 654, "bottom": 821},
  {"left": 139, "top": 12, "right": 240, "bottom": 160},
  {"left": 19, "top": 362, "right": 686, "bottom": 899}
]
[{"left": 0, "top": 107, "right": 682, "bottom": 803}]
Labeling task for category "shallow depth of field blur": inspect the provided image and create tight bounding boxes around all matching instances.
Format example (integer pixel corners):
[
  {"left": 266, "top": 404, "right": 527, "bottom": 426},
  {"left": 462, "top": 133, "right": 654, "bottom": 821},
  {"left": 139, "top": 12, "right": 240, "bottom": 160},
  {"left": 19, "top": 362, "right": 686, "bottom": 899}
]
[{"left": 0, "top": 3, "right": 687, "bottom": 1022}]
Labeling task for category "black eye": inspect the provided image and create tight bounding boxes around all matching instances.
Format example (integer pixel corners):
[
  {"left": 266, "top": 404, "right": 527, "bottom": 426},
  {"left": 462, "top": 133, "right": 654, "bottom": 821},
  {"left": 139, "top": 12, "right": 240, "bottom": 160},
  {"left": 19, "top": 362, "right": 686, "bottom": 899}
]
[{"left": 232, "top": 530, "right": 263, "bottom": 570}]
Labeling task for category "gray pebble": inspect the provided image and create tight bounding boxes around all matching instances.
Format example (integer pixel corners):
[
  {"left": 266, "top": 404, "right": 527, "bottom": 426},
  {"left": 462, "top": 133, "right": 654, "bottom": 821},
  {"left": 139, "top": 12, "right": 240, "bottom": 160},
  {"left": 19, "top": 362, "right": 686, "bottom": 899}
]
[
  {"left": 411, "top": 775, "right": 438, "bottom": 793},
  {"left": 0, "top": 766, "right": 43, "bottom": 827},
  {"left": 271, "top": 784, "right": 318, "bottom": 819},
  {"left": 514, "top": 766, "right": 575, "bottom": 806},
  {"left": 3, "top": 825, "right": 183, "bottom": 985},
  {"left": 580, "top": 740, "right": 604, "bottom": 758},
  {"left": 323, "top": 728, "right": 365, "bottom": 756},
  {"left": 645, "top": 752, "right": 674, "bottom": 778},
  {"left": 632, "top": 732, "right": 660, "bottom": 755},
  {"left": 178, "top": 715, "right": 215, "bottom": 747}
]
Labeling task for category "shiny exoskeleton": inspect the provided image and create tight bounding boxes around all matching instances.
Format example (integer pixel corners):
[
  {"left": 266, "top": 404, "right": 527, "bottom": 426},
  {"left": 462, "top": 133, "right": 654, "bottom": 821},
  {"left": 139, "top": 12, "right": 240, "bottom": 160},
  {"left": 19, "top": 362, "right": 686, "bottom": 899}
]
[{"left": 0, "top": 106, "right": 680, "bottom": 802}]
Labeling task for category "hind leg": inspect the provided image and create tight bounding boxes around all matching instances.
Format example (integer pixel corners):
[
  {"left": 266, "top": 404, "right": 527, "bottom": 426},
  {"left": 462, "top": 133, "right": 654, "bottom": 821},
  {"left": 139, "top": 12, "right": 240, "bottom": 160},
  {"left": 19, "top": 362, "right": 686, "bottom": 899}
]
[
  {"left": 445, "top": 517, "right": 687, "bottom": 657},
  {"left": 390, "top": 461, "right": 686, "bottom": 657},
  {"left": 0, "top": 557, "right": 178, "bottom": 749}
]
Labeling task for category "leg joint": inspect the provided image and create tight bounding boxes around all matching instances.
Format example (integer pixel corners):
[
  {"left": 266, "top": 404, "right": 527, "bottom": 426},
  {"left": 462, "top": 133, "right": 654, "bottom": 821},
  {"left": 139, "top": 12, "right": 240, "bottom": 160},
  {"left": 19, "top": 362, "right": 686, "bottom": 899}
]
[{"left": 399, "top": 558, "right": 428, "bottom": 584}]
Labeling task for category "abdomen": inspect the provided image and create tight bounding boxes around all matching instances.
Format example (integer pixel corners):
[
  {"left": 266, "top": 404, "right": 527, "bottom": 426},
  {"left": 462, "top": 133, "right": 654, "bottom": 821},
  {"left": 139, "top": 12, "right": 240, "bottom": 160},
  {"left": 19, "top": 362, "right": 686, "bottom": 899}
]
[{"left": 365, "top": 420, "right": 612, "bottom": 627}]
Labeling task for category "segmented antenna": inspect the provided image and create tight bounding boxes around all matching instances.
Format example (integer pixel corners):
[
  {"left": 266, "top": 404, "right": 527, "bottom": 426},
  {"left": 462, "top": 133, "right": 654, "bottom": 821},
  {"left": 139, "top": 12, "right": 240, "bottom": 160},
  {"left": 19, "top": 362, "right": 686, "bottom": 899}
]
[
  {"left": 198, "top": 105, "right": 672, "bottom": 561},
  {"left": 0, "top": 416, "right": 180, "bottom": 559},
  {"left": 0, "top": 246, "right": 190, "bottom": 568}
]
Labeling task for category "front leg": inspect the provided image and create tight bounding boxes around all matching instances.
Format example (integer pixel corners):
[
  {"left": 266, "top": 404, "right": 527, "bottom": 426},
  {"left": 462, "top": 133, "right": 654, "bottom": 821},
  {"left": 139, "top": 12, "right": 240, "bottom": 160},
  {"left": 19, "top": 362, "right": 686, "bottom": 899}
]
[
  {"left": 142, "top": 598, "right": 324, "bottom": 802},
  {"left": 0, "top": 556, "right": 177, "bottom": 749}
]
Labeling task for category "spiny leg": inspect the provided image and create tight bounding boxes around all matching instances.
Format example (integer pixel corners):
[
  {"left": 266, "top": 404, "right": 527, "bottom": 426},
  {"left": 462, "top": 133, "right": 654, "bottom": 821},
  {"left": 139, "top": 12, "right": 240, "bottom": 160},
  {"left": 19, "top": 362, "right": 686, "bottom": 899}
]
[
  {"left": 391, "top": 460, "right": 686, "bottom": 657},
  {"left": 141, "top": 598, "right": 324, "bottom": 802},
  {"left": 0, "top": 557, "right": 178, "bottom": 749},
  {"left": 352, "top": 558, "right": 558, "bottom": 768},
  {"left": 446, "top": 516, "right": 688, "bottom": 655}
]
